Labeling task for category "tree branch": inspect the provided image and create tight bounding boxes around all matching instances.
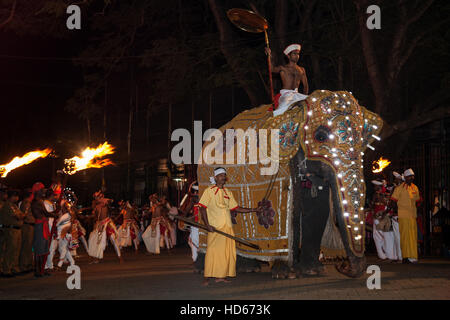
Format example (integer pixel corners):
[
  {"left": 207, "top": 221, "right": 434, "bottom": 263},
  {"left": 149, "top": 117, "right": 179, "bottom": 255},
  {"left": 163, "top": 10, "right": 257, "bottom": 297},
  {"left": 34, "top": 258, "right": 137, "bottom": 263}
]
[
  {"left": 0, "top": 0, "right": 16, "bottom": 30},
  {"left": 382, "top": 105, "right": 450, "bottom": 140},
  {"left": 406, "top": 0, "right": 434, "bottom": 26},
  {"left": 353, "top": 0, "right": 385, "bottom": 114}
]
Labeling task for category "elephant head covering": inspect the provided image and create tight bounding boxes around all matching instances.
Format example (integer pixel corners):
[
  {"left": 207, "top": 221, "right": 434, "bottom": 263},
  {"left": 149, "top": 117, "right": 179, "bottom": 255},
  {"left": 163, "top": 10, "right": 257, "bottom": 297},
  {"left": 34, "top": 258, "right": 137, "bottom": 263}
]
[
  {"left": 403, "top": 168, "right": 414, "bottom": 177},
  {"left": 283, "top": 43, "right": 301, "bottom": 56}
]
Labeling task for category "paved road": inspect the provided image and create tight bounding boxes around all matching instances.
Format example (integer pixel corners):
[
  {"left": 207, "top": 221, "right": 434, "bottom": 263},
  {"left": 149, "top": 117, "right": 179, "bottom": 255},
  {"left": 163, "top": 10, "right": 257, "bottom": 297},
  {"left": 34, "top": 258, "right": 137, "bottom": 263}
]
[{"left": 1, "top": 245, "right": 449, "bottom": 300}]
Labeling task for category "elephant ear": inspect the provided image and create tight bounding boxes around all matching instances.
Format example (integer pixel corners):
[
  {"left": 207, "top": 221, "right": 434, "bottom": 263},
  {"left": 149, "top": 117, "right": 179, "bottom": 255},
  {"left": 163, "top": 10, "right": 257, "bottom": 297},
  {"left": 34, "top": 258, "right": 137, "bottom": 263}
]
[
  {"left": 360, "top": 106, "right": 384, "bottom": 152},
  {"left": 262, "top": 101, "right": 306, "bottom": 163}
]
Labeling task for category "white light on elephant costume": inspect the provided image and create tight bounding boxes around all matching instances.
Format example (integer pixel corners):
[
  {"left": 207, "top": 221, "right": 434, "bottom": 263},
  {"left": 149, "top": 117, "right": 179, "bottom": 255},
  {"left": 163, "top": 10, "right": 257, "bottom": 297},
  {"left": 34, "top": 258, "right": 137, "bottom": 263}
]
[{"left": 197, "top": 90, "right": 383, "bottom": 261}]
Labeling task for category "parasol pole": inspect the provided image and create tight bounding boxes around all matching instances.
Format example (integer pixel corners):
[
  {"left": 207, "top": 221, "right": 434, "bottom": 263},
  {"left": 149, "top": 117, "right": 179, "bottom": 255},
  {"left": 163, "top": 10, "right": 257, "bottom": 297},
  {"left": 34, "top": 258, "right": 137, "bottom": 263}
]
[
  {"left": 264, "top": 27, "right": 275, "bottom": 105},
  {"left": 169, "top": 213, "right": 261, "bottom": 250}
]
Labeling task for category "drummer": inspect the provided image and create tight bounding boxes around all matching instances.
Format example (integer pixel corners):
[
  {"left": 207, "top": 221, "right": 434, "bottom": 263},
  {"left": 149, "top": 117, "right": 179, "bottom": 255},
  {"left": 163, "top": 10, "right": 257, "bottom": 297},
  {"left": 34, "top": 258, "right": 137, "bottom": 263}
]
[{"left": 199, "top": 167, "right": 261, "bottom": 286}]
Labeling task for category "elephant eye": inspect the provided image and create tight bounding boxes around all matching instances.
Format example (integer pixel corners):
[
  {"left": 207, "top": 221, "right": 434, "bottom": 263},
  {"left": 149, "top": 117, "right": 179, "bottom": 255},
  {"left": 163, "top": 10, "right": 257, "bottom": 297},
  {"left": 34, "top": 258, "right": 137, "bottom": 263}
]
[{"left": 314, "top": 126, "right": 331, "bottom": 143}]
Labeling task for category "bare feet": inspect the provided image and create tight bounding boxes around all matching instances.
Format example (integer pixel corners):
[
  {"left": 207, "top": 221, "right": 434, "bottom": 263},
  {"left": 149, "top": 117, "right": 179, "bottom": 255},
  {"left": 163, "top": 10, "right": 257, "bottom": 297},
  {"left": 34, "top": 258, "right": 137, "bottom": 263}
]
[
  {"left": 119, "top": 256, "right": 124, "bottom": 264},
  {"left": 202, "top": 279, "right": 210, "bottom": 286},
  {"left": 215, "top": 278, "right": 231, "bottom": 283}
]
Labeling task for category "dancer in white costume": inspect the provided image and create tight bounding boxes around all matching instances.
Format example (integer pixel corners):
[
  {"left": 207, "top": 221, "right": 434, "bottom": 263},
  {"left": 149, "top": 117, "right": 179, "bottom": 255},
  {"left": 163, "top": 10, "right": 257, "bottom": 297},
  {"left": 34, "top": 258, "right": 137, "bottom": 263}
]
[
  {"left": 70, "top": 218, "right": 89, "bottom": 257},
  {"left": 143, "top": 197, "right": 172, "bottom": 253},
  {"left": 266, "top": 44, "right": 309, "bottom": 116},
  {"left": 54, "top": 201, "right": 75, "bottom": 269},
  {"left": 88, "top": 190, "right": 123, "bottom": 263},
  {"left": 178, "top": 182, "right": 200, "bottom": 262},
  {"left": 117, "top": 201, "right": 140, "bottom": 252},
  {"left": 43, "top": 189, "right": 61, "bottom": 271}
]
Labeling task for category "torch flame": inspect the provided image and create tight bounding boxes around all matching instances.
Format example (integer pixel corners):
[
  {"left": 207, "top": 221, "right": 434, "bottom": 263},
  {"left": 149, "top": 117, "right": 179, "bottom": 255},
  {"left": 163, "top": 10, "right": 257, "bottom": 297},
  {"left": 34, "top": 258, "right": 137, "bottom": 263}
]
[
  {"left": 63, "top": 142, "right": 115, "bottom": 175},
  {"left": 0, "top": 149, "right": 53, "bottom": 178},
  {"left": 372, "top": 157, "right": 391, "bottom": 173}
]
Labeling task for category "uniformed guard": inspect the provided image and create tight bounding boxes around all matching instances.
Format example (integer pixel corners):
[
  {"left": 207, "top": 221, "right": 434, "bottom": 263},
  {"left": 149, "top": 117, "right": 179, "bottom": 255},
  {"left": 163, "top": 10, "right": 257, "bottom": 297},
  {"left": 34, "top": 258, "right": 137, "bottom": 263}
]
[
  {"left": 0, "top": 190, "right": 26, "bottom": 277},
  {"left": 0, "top": 188, "right": 8, "bottom": 276},
  {"left": 19, "top": 190, "right": 35, "bottom": 273}
]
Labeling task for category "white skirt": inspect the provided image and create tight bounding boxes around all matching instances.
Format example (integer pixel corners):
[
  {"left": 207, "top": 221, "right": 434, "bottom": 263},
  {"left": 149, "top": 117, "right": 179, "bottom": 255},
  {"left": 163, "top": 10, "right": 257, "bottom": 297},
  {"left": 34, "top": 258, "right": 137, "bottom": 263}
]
[
  {"left": 142, "top": 223, "right": 160, "bottom": 254},
  {"left": 88, "top": 228, "right": 107, "bottom": 259}
]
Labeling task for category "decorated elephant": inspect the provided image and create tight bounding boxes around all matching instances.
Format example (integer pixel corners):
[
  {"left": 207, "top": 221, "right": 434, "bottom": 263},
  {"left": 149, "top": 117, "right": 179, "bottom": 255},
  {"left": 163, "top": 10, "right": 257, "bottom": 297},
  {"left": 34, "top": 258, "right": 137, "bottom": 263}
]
[{"left": 195, "top": 89, "right": 383, "bottom": 278}]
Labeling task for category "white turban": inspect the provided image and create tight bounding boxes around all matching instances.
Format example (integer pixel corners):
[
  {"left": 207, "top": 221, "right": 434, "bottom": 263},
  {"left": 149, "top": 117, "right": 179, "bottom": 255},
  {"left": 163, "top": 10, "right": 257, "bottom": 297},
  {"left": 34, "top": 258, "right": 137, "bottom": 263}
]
[
  {"left": 404, "top": 168, "right": 414, "bottom": 177},
  {"left": 371, "top": 180, "right": 383, "bottom": 186},
  {"left": 214, "top": 167, "right": 226, "bottom": 176},
  {"left": 209, "top": 167, "right": 226, "bottom": 184},
  {"left": 191, "top": 185, "right": 198, "bottom": 191},
  {"left": 283, "top": 44, "right": 301, "bottom": 56}
]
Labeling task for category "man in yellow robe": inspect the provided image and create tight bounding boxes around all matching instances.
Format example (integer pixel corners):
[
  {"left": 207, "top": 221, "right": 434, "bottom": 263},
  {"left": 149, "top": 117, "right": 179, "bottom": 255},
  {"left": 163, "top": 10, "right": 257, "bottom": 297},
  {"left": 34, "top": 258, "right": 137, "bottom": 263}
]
[
  {"left": 391, "top": 168, "right": 422, "bottom": 264},
  {"left": 198, "top": 167, "right": 260, "bottom": 286}
]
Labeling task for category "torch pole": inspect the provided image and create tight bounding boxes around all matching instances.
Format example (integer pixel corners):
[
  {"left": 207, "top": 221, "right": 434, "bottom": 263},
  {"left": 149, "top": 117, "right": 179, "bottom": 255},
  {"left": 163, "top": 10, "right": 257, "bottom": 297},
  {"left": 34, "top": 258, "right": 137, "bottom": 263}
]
[{"left": 264, "top": 28, "right": 274, "bottom": 105}]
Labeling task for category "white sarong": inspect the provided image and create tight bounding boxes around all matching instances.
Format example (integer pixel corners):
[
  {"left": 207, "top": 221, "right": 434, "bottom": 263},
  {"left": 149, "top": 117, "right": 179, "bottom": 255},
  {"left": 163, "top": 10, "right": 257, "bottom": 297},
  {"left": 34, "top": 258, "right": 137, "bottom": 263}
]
[
  {"left": 273, "top": 89, "right": 308, "bottom": 116},
  {"left": 142, "top": 222, "right": 160, "bottom": 254},
  {"left": 88, "top": 228, "right": 107, "bottom": 259},
  {"left": 188, "top": 226, "right": 199, "bottom": 262},
  {"left": 392, "top": 217, "right": 402, "bottom": 260}
]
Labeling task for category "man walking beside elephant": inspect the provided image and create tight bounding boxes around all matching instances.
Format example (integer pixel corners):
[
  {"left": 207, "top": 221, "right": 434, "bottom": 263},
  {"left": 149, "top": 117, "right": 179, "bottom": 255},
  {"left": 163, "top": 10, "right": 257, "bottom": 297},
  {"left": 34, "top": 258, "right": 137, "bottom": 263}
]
[
  {"left": 199, "top": 167, "right": 260, "bottom": 286},
  {"left": 391, "top": 168, "right": 422, "bottom": 264}
]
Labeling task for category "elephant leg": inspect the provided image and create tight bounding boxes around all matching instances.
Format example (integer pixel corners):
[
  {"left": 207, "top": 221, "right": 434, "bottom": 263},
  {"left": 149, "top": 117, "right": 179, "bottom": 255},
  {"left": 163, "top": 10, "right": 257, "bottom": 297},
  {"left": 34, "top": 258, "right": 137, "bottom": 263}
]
[
  {"left": 298, "top": 185, "right": 330, "bottom": 275},
  {"left": 271, "top": 260, "right": 291, "bottom": 279},
  {"left": 236, "top": 255, "right": 262, "bottom": 273},
  {"left": 335, "top": 255, "right": 366, "bottom": 278}
]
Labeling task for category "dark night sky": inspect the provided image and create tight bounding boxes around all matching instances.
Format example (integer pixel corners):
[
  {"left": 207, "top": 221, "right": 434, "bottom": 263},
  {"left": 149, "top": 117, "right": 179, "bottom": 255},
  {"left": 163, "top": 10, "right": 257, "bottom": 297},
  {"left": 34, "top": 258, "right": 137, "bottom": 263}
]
[{"left": 0, "top": 1, "right": 449, "bottom": 201}]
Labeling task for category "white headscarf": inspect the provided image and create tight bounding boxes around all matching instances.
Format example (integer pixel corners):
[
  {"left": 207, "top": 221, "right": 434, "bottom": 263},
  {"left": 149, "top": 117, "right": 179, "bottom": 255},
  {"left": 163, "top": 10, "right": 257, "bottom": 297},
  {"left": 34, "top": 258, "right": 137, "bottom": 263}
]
[{"left": 403, "top": 168, "right": 414, "bottom": 177}]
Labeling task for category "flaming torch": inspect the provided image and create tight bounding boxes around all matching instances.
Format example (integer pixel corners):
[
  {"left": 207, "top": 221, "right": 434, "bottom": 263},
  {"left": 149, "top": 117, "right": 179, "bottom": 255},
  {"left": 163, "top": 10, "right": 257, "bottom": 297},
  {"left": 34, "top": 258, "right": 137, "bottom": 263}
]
[
  {"left": 63, "top": 142, "right": 115, "bottom": 175},
  {"left": 0, "top": 148, "right": 53, "bottom": 178},
  {"left": 372, "top": 156, "right": 391, "bottom": 173}
]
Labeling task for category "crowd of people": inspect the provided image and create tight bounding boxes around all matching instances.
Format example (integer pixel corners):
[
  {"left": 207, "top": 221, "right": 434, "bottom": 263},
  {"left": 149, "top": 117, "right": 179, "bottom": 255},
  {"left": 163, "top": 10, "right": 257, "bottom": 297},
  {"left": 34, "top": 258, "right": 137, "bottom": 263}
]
[
  {"left": 367, "top": 168, "right": 422, "bottom": 264},
  {"left": 0, "top": 173, "right": 200, "bottom": 278},
  {"left": 0, "top": 164, "right": 428, "bottom": 281}
]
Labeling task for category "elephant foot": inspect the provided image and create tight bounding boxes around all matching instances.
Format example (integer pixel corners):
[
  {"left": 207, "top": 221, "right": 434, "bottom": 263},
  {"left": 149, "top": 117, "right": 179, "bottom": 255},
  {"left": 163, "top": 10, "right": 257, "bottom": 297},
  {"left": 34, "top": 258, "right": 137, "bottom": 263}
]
[
  {"left": 335, "top": 256, "right": 366, "bottom": 278},
  {"left": 236, "top": 256, "right": 262, "bottom": 273},
  {"left": 271, "top": 260, "right": 291, "bottom": 279}
]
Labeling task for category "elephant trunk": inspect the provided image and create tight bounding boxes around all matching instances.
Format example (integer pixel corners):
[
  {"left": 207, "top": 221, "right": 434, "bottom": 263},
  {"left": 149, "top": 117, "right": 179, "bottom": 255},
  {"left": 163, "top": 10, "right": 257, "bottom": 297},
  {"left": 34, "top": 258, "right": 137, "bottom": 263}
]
[{"left": 329, "top": 176, "right": 366, "bottom": 278}]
